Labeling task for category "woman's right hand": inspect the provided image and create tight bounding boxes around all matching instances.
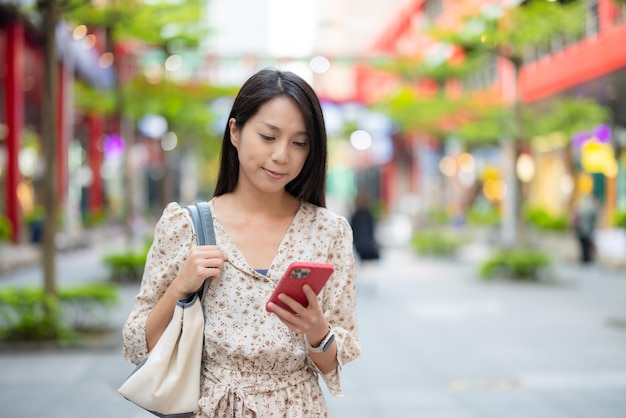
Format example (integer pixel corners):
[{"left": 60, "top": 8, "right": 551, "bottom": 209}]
[{"left": 173, "top": 245, "right": 227, "bottom": 297}]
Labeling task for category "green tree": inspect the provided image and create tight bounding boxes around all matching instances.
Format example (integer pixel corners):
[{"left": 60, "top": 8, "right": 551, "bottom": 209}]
[
  {"left": 372, "top": 1, "right": 612, "bottom": 248},
  {"left": 9, "top": 0, "right": 212, "bottom": 340},
  {"left": 432, "top": 0, "right": 588, "bottom": 246},
  {"left": 373, "top": 44, "right": 491, "bottom": 136},
  {"left": 65, "top": 0, "right": 208, "bottom": 244},
  {"left": 373, "top": 47, "right": 505, "bottom": 218},
  {"left": 122, "top": 76, "right": 236, "bottom": 204}
]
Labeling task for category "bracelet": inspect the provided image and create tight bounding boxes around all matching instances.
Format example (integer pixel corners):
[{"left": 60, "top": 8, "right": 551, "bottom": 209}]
[{"left": 305, "top": 326, "right": 335, "bottom": 353}]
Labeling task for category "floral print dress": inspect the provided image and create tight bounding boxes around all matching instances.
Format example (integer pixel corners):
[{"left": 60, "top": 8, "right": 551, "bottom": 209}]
[{"left": 123, "top": 199, "right": 361, "bottom": 417}]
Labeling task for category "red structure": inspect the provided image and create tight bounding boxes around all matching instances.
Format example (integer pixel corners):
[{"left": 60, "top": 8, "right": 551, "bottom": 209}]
[
  {"left": 1, "top": 10, "right": 113, "bottom": 243},
  {"left": 3, "top": 22, "right": 24, "bottom": 242},
  {"left": 520, "top": 6, "right": 626, "bottom": 106}
]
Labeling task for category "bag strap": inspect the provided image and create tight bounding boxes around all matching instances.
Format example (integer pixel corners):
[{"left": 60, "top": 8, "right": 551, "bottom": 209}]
[
  {"left": 184, "top": 201, "right": 216, "bottom": 300},
  {"left": 186, "top": 201, "right": 215, "bottom": 246}
]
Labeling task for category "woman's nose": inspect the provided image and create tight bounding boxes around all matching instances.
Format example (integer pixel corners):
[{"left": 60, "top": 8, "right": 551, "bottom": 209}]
[{"left": 271, "top": 140, "right": 289, "bottom": 163}]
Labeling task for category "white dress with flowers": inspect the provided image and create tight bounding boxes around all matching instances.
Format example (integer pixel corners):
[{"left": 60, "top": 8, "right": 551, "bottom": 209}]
[{"left": 123, "top": 199, "right": 361, "bottom": 417}]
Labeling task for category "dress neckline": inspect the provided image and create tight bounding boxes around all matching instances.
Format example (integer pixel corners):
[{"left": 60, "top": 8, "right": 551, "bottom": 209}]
[{"left": 208, "top": 198, "right": 304, "bottom": 278}]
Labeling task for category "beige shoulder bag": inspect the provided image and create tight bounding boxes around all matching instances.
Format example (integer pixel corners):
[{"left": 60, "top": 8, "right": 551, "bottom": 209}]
[{"left": 119, "top": 201, "right": 214, "bottom": 418}]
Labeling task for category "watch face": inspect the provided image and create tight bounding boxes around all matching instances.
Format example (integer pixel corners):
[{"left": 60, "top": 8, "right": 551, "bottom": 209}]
[{"left": 322, "top": 333, "right": 335, "bottom": 352}]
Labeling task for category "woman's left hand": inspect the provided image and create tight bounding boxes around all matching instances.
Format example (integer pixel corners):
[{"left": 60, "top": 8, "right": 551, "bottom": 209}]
[{"left": 267, "top": 285, "right": 328, "bottom": 343}]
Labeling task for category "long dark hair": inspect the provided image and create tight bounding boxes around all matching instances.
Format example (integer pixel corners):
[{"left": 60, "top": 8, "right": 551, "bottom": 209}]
[{"left": 213, "top": 68, "right": 327, "bottom": 207}]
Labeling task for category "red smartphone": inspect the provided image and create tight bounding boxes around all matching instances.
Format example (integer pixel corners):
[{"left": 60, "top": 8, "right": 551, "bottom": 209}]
[{"left": 266, "top": 261, "right": 334, "bottom": 313}]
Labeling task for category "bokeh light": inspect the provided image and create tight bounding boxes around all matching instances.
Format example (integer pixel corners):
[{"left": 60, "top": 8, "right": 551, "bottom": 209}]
[
  {"left": 516, "top": 153, "right": 535, "bottom": 183},
  {"left": 310, "top": 56, "right": 331, "bottom": 74},
  {"left": 161, "top": 132, "right": 178, "bottom": 151},
  {"left": 165, "top": 55, "right": 183, "bottom": 72},
  {"left": 82, "top": 34, "right": 96, "bottom": 49},
  {"left": 72, "top": 25, "right": 87, "bottom": 40},
  {"left": 350, "top": 130, "right": 372, "bottom": 150},
  {"left": 439, "top": 156, "right": 457, "bottom": 177},
  {"left": 483, "top": 179, "right": 507, "bottom": 201},
  {"left": 99, "top": 52, "right": 114, "bottom": 69}
]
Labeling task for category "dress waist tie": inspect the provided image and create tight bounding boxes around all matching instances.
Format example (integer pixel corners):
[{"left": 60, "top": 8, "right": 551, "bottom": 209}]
[{"left": 198, "top": 364, "right": 313, "bottom": 417}]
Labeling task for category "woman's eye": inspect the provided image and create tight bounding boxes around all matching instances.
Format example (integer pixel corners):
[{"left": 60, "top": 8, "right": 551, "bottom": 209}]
[
  {"left": 293, "top": 141, "right": 308, "bottom": 148},
  {"left": 260, "top": 134, "right": 274, "bottom": 141}
]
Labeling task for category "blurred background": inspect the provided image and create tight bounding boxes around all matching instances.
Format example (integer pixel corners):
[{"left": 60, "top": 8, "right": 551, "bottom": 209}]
[
  {"left": 1, "top": 0, "right": 626, "bottom": 417},
  {"left": 1, "top": 0, "right": 626, "bottom": 262}
]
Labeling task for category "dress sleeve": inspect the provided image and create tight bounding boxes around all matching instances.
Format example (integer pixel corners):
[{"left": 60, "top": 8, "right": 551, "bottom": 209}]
[
  {"left": 122, "top": 202, "right": 195, "bottom": 364},
  {"left": 309, "top": 215, "right": 361, "bottom": 396}
]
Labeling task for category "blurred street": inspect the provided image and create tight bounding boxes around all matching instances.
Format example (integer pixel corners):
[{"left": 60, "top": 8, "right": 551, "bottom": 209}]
[
  {"left": 1, "top": 234, "right": 625, "bottom": 418},
  {"left": 2, "top": 2, "right": 626, "bottom": 416}
]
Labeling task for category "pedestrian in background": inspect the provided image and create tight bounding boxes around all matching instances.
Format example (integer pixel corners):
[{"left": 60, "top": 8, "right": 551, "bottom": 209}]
[
  {"left": 573, "top": 194, "right": 598, "bottom": 264},
  {"left": 350, "top": 193, "right": 380, "bottom": 294},
  {"left": 122, "top": 68, "right": 361, "bottom": 417}
]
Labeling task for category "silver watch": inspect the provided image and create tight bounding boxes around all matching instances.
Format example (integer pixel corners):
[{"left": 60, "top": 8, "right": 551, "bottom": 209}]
[{"left": 306, "top": 326, "right": 335, "bottom": 353}]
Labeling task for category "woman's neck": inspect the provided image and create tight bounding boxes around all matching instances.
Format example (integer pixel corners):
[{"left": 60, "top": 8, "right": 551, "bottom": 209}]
[{"left": 217, "top": 190, "right": 300, "bottom": 218}]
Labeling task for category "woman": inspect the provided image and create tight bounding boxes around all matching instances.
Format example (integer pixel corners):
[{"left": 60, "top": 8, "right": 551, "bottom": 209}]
[
  {"left": 350, "top": 192, "right": 379, "bottom": 262},
  {"left": 123, "top": 68, "right": 361, "bottom": 417},
  {"left": 573, "top": 194, "right": 598, "bottom": 264},
  {"left": 350, "top": 192, "right": 380, "bottom": 295}
]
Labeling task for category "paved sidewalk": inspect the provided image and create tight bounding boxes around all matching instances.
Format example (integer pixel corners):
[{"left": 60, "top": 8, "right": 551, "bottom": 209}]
[
  {"left": 326, "top": 249, "right": 626, "bottom": 418},
  {"left": 1, "top": 241, "right": 625, "bottom": 417}
]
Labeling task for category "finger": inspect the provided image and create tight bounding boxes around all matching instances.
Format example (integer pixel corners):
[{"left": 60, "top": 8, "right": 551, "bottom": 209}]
[
  {"left": 268, "top": 298, "right": 305, "bottom": 323},
  {"left": 193, "top": 246, "right": 227, "bottom": 260},
  {"left": 200, "top": 256, "right": 226, "bottom": 270},
  {"left": 276, "top": 293, "right": 307, "bottom": 316},
  {"left": 302, "top": 285, "right": 320, "bottom": 310},
  {"left": 269, "top": 306, "right": 305, "bottom": 333},
  {"left": 184, "top": 257, "right": 224, "bottom": 282}
]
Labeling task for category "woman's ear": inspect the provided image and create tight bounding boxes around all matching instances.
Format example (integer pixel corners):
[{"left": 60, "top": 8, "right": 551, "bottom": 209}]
[{"left": 228, "top": 118, "right": 239, "bottom": 147}]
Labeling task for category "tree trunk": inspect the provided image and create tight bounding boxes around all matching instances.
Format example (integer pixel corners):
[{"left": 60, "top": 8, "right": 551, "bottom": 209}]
[
  {"left": 511, "top": 73, "right": 527, "bottom": 248},
  {"left": 39, "top": 0, "right": 59, "bottom": 299},
  {"left": 500, "top": 60, "right": 527, "bottom": 248},
  {"left": 512, "top": 136, "right": 527, "bottom": 247}
]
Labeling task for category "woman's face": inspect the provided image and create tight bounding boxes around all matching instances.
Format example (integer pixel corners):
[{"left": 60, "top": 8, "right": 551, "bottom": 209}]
[{"left": 229, "top": 96, "right": 310, "bottom": 195}]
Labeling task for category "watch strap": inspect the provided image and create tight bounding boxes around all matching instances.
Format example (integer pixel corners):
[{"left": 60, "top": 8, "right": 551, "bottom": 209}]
[{"left": 306, "top": 326, "right": 335, "bottom": 353}]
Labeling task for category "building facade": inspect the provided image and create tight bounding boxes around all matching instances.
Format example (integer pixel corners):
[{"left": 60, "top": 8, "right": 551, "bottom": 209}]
[{"left": 356, "top": 0, "right": 626, "bottom": 229}]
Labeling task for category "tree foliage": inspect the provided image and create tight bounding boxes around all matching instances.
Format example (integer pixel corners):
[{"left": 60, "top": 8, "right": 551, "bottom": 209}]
[
  {"left": 74, "top": 80, "right": 116, "bottom": 115},
  {"left": 375, "top": 84, "right": 507, "bottom": 144},
  {"left": 455, "top": 106, "right": 511, "bottom": 145},
  {"left": 374, "top": 50, "right": 487, "bottom": 85},
  {"left": 375, "top": 88, "right": 451, "bottom": 134},
  {"left": 123, "top": 77, "right": 236, "bottom": 157},
  {"left": 66, "top": 0, "right": 228, "bottom": 157},
  {"left": 63, "top": 0, "right": 207, "bottom": 50},
  {"left": 453, "top": 96, "right": 609, "bottom": 146},
  {"left": 522, "top": 97, "right": 610, "bottom": 139},
  {"left": 435, "top": 0, "right": 586, "bottom": 65}
]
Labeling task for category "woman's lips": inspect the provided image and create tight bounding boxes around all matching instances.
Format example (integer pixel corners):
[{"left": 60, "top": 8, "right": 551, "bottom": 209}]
[{"left": 264, "top": 168, "right": 284, "bottom": 179}]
